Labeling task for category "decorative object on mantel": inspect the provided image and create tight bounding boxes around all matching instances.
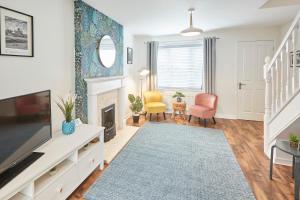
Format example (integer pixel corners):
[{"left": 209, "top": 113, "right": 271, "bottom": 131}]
[
  {"left": 180, "top": 8, "right": 203, "bottom": 37},
  {"left": 0, "top": 6, "right": 34, "bottom": 57},
  {"left": 56, "top": 95, "right": 76, "bottom": 135},
  {"left": 98, "top": 35, "right": 116, "bottom": 68},
  {"left": 172, "top": 91, "right": 185, "bottom": 102},
  {"left": 289, "top": 133, "right": 299, "bottom": 148},
  {"left": 127, "top": 47, "right": 133, "bottom": 64},
  {"left": 128, "top": 94, "right": 143, "bottom": 123}
]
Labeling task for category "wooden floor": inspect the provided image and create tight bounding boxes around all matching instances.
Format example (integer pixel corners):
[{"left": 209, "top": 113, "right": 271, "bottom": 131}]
[{"left": 68, "top": 114, "right": 294, "bottom": 200}]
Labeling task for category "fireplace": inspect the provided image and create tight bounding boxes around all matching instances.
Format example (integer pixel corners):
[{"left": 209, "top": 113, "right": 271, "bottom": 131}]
[{"left": 102, "top": 104, "right": 116, "bottom": 142}]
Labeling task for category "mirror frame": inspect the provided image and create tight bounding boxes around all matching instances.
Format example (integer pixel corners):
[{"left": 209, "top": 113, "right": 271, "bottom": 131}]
[{"left": 97, "top": 35, "right": 116, "bottom": 68}]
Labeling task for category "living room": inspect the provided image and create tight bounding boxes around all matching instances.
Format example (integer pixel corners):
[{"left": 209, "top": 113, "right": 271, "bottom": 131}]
[{"left": 0, "top": 0, "right": 300, "bottom": 200}]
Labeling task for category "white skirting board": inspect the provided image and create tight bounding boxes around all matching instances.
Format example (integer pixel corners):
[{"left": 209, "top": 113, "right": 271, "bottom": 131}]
[{"left": 104, "top": 125, "right": 139, "bottom": 164}]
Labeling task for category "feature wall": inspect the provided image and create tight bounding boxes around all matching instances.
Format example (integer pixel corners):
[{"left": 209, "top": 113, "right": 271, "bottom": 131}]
[{"left": 74, "top": 0, "right": 124, "bottom": 123}]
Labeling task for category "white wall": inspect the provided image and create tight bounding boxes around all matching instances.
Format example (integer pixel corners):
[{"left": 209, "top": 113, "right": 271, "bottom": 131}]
[
  {"left": 0, "top": 0, "right": 75, "bottom": 131},
  {"left": 134, "top": 26, "right": 282, "bottom": 119},
  {"left": 280, "top": 21, "right": 292, "bottom": 40},
  {"left": 123, "top": 29, "right": 139, "bottom": 118}
]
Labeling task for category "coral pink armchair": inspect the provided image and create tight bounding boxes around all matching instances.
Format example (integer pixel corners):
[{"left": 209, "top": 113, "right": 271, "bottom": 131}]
[{"left": 188, "top": 93, "right": 218, "bottom": 127}]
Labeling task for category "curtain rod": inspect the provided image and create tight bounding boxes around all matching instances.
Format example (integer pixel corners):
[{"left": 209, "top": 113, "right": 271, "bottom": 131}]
[{"left": 143, "top": 37, "right": 220, "bottom": 44}]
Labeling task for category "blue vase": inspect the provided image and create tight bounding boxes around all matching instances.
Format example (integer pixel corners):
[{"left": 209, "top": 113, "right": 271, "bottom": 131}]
[{"left": 62, "top": 120, "right": 75, "bottom": 135}]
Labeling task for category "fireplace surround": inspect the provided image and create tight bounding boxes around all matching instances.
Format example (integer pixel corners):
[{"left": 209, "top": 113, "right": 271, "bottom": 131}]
[{"left": 85, "top": 76, "right": 126, "bottom": 130}]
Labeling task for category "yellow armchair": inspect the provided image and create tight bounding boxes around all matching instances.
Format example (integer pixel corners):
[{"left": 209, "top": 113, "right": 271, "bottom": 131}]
[{"left": 144, "top": 91, "right": 167, "bottom": 121}]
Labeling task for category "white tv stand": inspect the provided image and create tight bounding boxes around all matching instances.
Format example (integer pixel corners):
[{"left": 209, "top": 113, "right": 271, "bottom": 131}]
[{"left": 0, "top": 124, "right": 104, "bottom": 200}]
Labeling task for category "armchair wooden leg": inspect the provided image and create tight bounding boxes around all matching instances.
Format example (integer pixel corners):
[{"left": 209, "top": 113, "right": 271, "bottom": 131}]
[
  {"left": 157, "top": 113, "right": 159, "bottom": 121},
  {"left": 188, "top": 115, "right": 192, "bottom": 122},
  {"left": 212, "top": 117, "right": 216, "bottom": 124},
  {"left": 150, "top": 113, "right": 152, "bottom": 121},
  {"left": 163, "top": 112, "right": 166, "bottom": 120},
  {"left": 204, "top": 119, "right": 207, "bottom": 127},
  {"left": 198, "top": 118, "right": 201, "bottom": 124}
]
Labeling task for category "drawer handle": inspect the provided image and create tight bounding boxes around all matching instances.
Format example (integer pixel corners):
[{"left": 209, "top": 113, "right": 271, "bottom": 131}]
[
  {"left": 59, "top": 187, "right": 63, "bottom": 193},
  {"left": 92, "top": 159, "right": 95, "bottom": 163}
]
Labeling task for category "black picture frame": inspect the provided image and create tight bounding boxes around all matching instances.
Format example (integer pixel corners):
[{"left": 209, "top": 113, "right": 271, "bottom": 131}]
[
  {"left": 0, "top": 6, "right": 34, "bottom": 57},
  {"left": 290, "top": 50, "right": 300, "bottom": 68},
  {"left": 127, "top": 47, "right": 133, "bottom": 64}
]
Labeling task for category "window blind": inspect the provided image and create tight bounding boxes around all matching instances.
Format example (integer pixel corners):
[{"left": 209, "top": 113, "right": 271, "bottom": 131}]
[{"left": 157, "top": 40, "right": 203, "bottom": 90}]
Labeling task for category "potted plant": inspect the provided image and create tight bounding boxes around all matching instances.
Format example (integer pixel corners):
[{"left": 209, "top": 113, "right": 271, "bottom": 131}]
[
  {"left": 57, "top": 95, "right": 76, "bottom": 135},
  {"left": 128, "top": 94, "right": 143, "bottom": 123},
  {"left": 172, "top": 91, "right": 185, "bottom": 102},
  {"left": 289, "top": 134, "right": 299, "bottom": 148}
]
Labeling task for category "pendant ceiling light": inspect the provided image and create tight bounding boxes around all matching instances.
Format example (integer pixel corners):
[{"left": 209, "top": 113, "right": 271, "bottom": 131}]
[{"left": 180, "top": 8, "right": 203, "bottom": 36}]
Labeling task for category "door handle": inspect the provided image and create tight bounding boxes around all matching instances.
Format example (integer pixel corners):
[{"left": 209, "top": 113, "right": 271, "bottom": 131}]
[{"left": 238, "top": 82, "right": 246, "bottom": 89}]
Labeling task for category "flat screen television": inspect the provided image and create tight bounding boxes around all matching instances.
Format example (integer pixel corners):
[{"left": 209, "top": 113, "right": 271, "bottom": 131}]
[{"left": 0, "top": 90, "right": 52, "bottom": 175}]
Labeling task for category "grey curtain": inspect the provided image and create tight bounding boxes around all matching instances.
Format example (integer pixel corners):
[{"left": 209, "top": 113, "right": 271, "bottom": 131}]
[
  {"left": 204, "top": 37, "right": 217, "bottom": 94},
  {"left": 147, "top": 41, "right": 159, "bottom": 90}
]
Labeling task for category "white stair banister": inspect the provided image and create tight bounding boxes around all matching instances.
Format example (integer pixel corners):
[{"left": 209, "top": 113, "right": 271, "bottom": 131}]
[{"left": 264, "top": 11, "right": 300, "bottom": 156}]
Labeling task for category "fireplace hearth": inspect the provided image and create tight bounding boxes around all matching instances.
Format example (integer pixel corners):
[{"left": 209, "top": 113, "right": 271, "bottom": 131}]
[{"left": 102, "top": 104, "right": 116, "bottom": 142}]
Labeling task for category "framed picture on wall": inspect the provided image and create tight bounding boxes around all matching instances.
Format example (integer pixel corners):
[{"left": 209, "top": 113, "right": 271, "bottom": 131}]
[
  {"left": 127, "top": 47, "right": 133, "bottom": 64},
  {"left": 289, "top": 50, "right": 300, "bottom": 67},
  {"left": 0, "top": 6, "right": 34, "bottom": 57}
]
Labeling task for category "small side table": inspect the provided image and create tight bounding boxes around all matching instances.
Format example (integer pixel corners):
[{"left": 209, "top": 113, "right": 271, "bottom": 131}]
[
  {"left": 171, "top": 102, "right": 186, "bottom": 120},
  {"left": 270, "top": 140, "right": 300, "bottom": 200}
]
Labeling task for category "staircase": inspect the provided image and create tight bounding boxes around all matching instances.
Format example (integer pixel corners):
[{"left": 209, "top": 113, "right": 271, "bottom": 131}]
[{"left": 264, "top": 11, "right": 300, "bottom": 165}]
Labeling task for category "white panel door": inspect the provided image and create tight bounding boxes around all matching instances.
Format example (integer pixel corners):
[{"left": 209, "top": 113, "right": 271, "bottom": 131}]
[{"left": 237, "top": 41, "right": 274, "bottom": 121}]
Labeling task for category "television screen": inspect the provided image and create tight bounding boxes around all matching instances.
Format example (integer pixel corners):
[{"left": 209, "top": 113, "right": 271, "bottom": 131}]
[{"left": 0, "top": 90, "right": 52, "bottom": 174}]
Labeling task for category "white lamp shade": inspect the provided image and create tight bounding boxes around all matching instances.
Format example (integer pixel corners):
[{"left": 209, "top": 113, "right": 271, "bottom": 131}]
[
  {"left": 180, "top": 27, "right": 203, "bottom": 36},
  {"left": 180, "top": 8, "right": 203, "bottom": 37}
]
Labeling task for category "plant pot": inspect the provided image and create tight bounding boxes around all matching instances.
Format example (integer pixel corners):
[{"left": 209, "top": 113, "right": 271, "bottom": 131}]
[
  {"left": 132, "top": 114, "right": 140, "bottom": 124},
  {"left": 290, "top": 141, "right": 299, "bottom": 148},
  {"left": 62, "top": 120, "right": 75, "bottom": 135},
  {"left": 177, "top": 97, "right": 182, "bottom": 102}
]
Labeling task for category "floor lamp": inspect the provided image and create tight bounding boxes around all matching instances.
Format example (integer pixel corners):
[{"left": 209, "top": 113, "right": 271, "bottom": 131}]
[
  {"left": 139, "top": 69, "right": 150, "bottom": 115},
  {"left": 139, "top": 68, "right": 150, "bottom": 98}
]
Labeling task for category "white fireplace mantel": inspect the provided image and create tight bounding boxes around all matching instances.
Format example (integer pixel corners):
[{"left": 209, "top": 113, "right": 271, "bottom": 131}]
[{"left": 85, "top": 76, "right": 126, "bottom": 129}]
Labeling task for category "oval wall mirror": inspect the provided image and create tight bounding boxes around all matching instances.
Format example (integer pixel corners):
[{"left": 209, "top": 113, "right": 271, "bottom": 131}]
[{"left": 98, "top": 35, "right": 116, "bottom": 68}]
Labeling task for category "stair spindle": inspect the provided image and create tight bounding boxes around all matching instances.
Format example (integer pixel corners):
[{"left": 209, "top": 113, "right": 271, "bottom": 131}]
[
  {"left": 275, "top": 58, "right": 280, "bottom": 110},
  {"left": 286, "top": 41, "right": 290, "bottom": 99},
  {"left": 280, "top": 50, "right": 285, "bottom": 104},
  {"left": 271, "top": 66, "right": 276, "bottom": 114},
  {"left": 292, "top": 30, "right": 297, "bottom": 94}
]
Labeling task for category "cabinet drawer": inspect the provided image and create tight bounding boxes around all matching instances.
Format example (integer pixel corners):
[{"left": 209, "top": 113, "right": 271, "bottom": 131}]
[
  {"left": 34, "top": 165, "right": 78, "bottom": 200},
  {"left": 78, "top": 143, "right": 101, "bottom": 182}
]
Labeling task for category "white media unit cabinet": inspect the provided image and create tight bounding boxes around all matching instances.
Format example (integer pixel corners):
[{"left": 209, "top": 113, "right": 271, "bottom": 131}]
[{"left": 0, "top": 124, "right": 104, "bottom": 200}]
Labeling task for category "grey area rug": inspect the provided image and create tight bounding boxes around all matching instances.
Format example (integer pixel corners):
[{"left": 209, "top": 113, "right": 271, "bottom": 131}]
[{"left": 85, "top": 123, "right": 255, "bottom": 200}]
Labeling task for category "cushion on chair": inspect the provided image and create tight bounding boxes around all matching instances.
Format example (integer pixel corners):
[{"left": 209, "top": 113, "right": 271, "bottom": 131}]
[
  {"left": 144, "top": 102, "right": 166, "bottom": 113},
  {"left": 144, "top": 91, "right": 163, "bottom": 104},
  {"left": 195, "top": 93, "right": 218, "bottom": 110},
  {"left": 189, "top": 105, "right": 216, "bottom": 119}
]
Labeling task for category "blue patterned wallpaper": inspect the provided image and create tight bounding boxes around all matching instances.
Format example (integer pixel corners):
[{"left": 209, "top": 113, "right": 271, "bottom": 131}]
[{"left": 74, "top": 0, "right": 123, "bottom": 123}]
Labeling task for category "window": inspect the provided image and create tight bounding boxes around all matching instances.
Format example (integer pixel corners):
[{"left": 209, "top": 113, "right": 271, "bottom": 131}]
[{"left": 157, "top": 40, "right": 203, "bottom": 90}]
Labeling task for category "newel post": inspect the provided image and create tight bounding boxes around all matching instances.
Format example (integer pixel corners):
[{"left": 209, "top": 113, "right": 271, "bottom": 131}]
[{"left": 264, "top": 56, "right": 272, "bottom": 156}]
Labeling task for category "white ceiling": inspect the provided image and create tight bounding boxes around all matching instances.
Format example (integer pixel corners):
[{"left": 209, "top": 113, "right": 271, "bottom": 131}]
[
  {"left": 261, "top": 0, "right": 300, "bottom": 8},
  {"left": 84, "top": 0, "right": 300, "bottom": 36}
]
